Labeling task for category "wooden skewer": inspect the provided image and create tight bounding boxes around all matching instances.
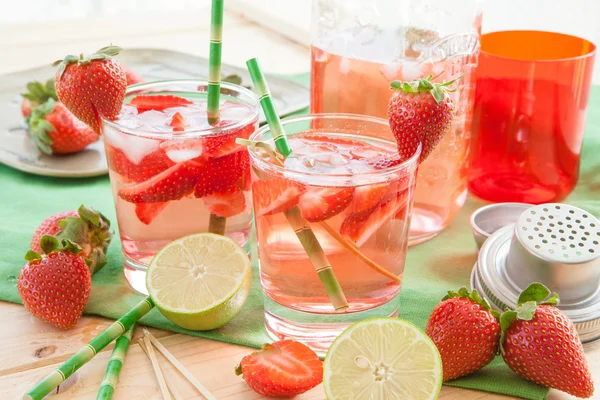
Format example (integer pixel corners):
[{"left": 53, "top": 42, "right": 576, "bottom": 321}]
[
  {"left": 138, "top": 339, "right": 184, "bottom": 400},
  {"left": 144, "top": 329, "right": 217, "bottom": 400},
  {"left": 143, "top": 334, "right": 172, "bottom": 400},
  {"left": 319, "top": 221, "right": 402, "bottom": 283}
]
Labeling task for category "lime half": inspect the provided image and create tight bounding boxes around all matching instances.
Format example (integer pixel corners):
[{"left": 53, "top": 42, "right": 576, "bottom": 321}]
[
  {"left": 146, "top": 233, "right": 251, "bottom": 331},
  {"left": 324, "top": 318, "right": 442, "bottom": 400}
]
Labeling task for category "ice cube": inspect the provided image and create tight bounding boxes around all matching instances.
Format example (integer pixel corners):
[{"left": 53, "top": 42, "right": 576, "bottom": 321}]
[
  {"left": 165, "top": 148, "right": 202, "bottom": 163},
  {"left": 340, "top": 57, "right": 350, "bottom": 74},
  {"left": 135, "top": 110, "right": 170, "bottom": 128},
  {"left": 401, "top": 61, "right": 423, "bottom": 81},
  {"left": 314, "top": 153, "right": 349, "bottom": 166},
  {"left": 220, "top": 103, "right": 253, "bottom": 123}
]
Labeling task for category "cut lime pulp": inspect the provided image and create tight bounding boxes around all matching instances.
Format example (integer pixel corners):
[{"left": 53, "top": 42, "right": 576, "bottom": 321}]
[
  {"left": 324, "top": 318, "right": 442, "bottom": 400},
  {"left": 146, "top": 233, "right": 251, "bottom": 330}
]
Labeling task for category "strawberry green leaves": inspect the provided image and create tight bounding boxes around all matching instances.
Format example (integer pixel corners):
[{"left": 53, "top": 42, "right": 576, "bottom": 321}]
[
  {"left": 443, "top": 287, "right": 500, "bottom": 319},
  {"left": 390, "top": 75, "right": 461, "bottom": 104}
]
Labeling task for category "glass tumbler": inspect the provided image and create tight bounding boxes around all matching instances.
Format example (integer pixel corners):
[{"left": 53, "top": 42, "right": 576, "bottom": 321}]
[
  {"left": 311, "top": 0, "right": 482, "bottom": 244},
  {"left": 468, "top": 31, "right": 596, "bottom": 204},
  {"left": 102, "top": 80, "right": 259, "bottom": 294},
  {"left": 250, "top": 114, "right": 420, "bottom": 354}
]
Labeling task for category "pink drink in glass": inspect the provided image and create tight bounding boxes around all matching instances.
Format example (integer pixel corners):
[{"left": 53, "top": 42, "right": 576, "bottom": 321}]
[
  {"left": 311, "top": 46, "right": 477, "bottom": 244},
  {"left": 102, "top": 81, "right": 258, "bottom": 294},
  {"left": 250, "top": 114, "right": 419, "bottom": 354}
]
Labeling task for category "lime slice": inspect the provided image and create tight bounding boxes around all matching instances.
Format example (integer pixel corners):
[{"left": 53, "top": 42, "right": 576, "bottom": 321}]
[
  {"left": 324, "top": 318, "right": 442, "bottom": 400},
  {"left": 146, "top": 233, "right": 251, "bottom": 331}
]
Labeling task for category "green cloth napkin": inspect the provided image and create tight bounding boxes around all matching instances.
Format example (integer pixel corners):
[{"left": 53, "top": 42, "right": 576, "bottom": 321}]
[{"left": 1, "top": 74, "right": 599, "bottom": 399}]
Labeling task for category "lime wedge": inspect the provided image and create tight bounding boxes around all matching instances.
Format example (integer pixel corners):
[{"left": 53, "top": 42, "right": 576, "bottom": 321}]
[
  {"left": 324, "top": 318, "right": 442, "bottom": 400},
  {"left": 146, "top": 233, "right": 251, "bottom": 331}
]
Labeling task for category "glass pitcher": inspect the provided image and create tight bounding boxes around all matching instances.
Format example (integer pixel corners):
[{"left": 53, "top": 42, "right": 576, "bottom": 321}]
[{"left": 311, "top": 0, "right": 482, "bottom": 244}]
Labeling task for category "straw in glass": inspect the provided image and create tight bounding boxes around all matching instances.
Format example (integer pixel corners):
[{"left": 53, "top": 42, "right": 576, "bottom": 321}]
[
  {"left": 96, "top": 324, "right": 136, "bottom": 400},
  {"left": 23, "top": 297, "right": 154, "bottom": 400},
  {"left": 206, "top": 0, "right": 229, "bottom": 236},
  {"left": 245, "top": 57, "right": 348, "bottom": 310}
]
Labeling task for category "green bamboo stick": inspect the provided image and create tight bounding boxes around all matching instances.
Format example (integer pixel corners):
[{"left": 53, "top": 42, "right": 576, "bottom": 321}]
[
  {"left": 245, "top": 58, "right": 292, "bottom": 157},
  {"left": 207, "top": 0, "right": 224, "bottom": 125},
  {"left": 23, "top": 298, "right": 154, "bottom": 400},
  {"left": 96, "top": 324, "right": 136, "bottom": 400},
  {"left": 245, "top": 58, "right": 348, "bottom": 310}
]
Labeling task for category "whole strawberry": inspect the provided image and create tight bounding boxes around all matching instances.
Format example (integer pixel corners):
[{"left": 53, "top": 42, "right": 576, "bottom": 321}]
[
  {"left": 27, "top": 99, "right": 99, "bottom": 155},
  {"left": 426, "top": 287, "right": 500, "bottom": 381},
  {"left": 236, "top": 340, "right": 323, "bottom": 397},
  {"left": 20, "top": 78, "right": 57, "bottom": 118},
  {"left": 30, "top": 205, "right": 113, "bottom": 274},
  {"left": 18, "top": 236, "right": 92, "bottom": 329},
  {"left": 388, "top": 75, "right": 458, "bottom": 162},
  {"left": 501, "top": 283, "right": 594, "bottom": 398},
  {"left": 54, "top": 45, "right": 127, "bottom": 134}
]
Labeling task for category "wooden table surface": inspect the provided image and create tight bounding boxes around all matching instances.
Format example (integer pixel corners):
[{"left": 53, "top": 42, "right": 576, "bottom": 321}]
[{"left": 1, "top": 8, "right": 599, "bottom": 400}]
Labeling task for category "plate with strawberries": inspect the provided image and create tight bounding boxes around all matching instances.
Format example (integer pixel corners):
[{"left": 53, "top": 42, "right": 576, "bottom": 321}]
[{"left": 0, "top": 48, "right": 308, "bottom": 178}]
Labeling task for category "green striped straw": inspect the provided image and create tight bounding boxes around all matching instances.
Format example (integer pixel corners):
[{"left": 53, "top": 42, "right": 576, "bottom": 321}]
[
  {"left": 207, "top": 0, "right": 224, "bottom": 125},
  {"left": 96, "top": 324, "right": 136, "bottom": 400},
  {"left": 246, "top": 58, "right": 293, "bottom": 157},
  {"left": 23, "top": 298, "right": 154, "bottom": 400},
  {"left": 245, "top": 58, "right": 348, "bottom": 310}
]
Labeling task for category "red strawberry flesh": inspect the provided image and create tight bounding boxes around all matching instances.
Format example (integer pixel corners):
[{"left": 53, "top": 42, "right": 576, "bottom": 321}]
[
  {"left": 298, "top": 187, "right": 353, "bottom": 222},
  {"left": 135, "top": 202, "right": 169, "bottom": 225},
  {"left": 253, "top": 178, "right": 306, "bottom": 217},
  {"left": 106, "top": 145, "right": 172, "bottom": 183},
  {"left": 118, "top": 161, "right": 201, "bottom": 203},
  {"left": 236, "top": 340, "right": 323, "bottom": 397},
  {"left": 130, "top": 95, "right": 192, "bottom": 112},
  {"left": 194, "top": 151, "right": 249, "bottom": 198},
  {"left": 203, "top": 186, "right": 246, "bottom": 218}
]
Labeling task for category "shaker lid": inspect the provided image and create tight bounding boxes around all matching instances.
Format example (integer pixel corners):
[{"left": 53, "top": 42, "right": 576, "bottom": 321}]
[{"left": 471, "top": 203, "right": 600, "bottom": 344}]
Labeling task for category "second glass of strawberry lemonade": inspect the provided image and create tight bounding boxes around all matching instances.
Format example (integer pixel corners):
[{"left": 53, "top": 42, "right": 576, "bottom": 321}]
[
  {"left": 250, "top": 114, "right": 420, "bottom": 354},
  {"left": 102, "top": 80, "right": 259, "bottom": 294}
]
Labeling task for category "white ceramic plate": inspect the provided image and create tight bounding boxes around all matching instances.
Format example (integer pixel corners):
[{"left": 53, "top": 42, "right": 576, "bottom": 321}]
[{"left": 0, "top": 48, "right": 309, "bottom": 178}]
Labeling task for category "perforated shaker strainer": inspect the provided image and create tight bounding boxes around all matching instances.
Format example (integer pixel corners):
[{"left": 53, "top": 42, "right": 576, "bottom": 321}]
[{"left": 471, "top": 203, "right": 600, "bottom": 343}]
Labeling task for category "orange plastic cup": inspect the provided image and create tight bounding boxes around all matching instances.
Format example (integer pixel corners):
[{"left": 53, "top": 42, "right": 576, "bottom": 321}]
[{"left": 468, "top": 31, "right": 596, "bottom": 204}]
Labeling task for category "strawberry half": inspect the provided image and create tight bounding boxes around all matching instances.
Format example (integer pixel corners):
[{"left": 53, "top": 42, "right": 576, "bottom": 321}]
[
  {"left": 118, "top": 161, "right": 202, "bottom": 203},
  {"left": 130, "top": 95, "right": 192, "bottom": 112},
  {"left": 106, "top": 145, "right": 172, "bottom": 183},
  {"left": 203, "top": 186, "right": 246, "bottom": 218},
  {"left": 194, "top": 151, "right": 249, "bottom": 198},
  {"left": 203, "top": 121, "right": 255, "bottom": 158},
  {"left": 298, "top": 187, "right": 353, "bottom": 222},
  {"left": 135, "top": 202, "right": 169, "bottom": 225},
  {"left": 340, "top": 190, "right": 409, "bottom": 247},
  {"left": 352, "top": 183, "right": 389, "bottom": 214},
  {"left": 54, "top": 46, "right": 127, "bottom": 134},
  {"left": 236, "top": 340, "right": 323, "bottom": 397},
  {"left": 253, "top": 178, "right": 306, "bottom": 217}
]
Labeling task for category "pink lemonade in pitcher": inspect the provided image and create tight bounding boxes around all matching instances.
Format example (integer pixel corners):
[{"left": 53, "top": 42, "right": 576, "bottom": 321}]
[
  {"left": 311, "top": 46, "right": 477, "bottom": 244},
  {"left": 249, "top": 115, "right": 419, "bottom": 353},
  {"left": 102, "top": 81, "right": 258, "bottom": 294}
]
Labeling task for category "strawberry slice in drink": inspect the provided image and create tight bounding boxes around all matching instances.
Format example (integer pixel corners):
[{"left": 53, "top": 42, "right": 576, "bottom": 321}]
[
  {"left": 130, "top": 95, "right": 192, "bottom": 112},
  {"left": 352, "top": 183, "right": 389, "bottom": 214},
  {"left": 298, "top": 187, "right": 354, "bottom": 222},
  {"left": 253, "top": 178, "right": 306, "bottom": 216},
  {"left": 340, "top": 190, "right": 410, "bottom": 247},
  {"left": 203, "top": 121, "right": 255, "bottom": 158},
  {"left": 105, "top": 145, "right": 173, "bottom": 183},
  {"left": 118, "top": 161, "right": 201, "bottom": 203},
  {"left": 135, "top": 202, "right": 169, "bottom": 225},
  {"left": 203, "top": 186, "right": 246, "bottom": 218},
  {"left": 169, "top": 112, "right": 188, "bottom": 131},
  {"left": 194, "top": 150, "right": 249, "bottom": 198}
]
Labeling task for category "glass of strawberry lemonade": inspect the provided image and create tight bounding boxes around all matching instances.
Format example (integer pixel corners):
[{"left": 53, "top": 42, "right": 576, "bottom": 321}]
[
  {"left": 102, "top": 80, "right": 259, "bottom": 294},
  {"left": 249, "top": 114, "right": 420, "bottom": 354}
]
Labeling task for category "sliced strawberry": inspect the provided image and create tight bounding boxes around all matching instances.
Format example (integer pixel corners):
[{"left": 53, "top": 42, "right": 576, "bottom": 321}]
[
  {"left": 368, "top": 154, "right": 408, "bottom": 169},
  {"left": 298, "top": 187, "right": 353, "bottom": 222},
  {"left": 352, "top": 183, "right": 389, "bottom": 214},
  {"left": 340, "top": 190, "right": 410, "bottom": 247},
  {"left": 169, "top": 112, "right": 187, "bottom": 131},
  {"left": 118, "top": 161, "right": 201, "bottom": 203},
  {"left": 130, "top": 95, "right": 192, "bottom": 112},
  {"left": 194, "top": 151, "right": 249, "bottom": 198},
  {"left": 135, "top": 202, "right": 169, "bottom": 225},
  {"left": 253, "top": 178, "right": 306, "bottom": 216},
  {"left": 203, "top": 186, "right": 246, "bottom": 218},
  {"left": 203, "top": 121, "right": 254, "bottom": 158},
  {"left": 106, "top": 145, "right": 173, "bottom": 183},
  {"left": 236, "top": 340, "right": 323, "bottom": 397}
]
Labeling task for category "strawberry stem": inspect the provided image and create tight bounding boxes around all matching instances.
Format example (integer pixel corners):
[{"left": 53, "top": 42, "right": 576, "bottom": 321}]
[{"left": 390, "top": 74, "right": 462, "bottom": 104}]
